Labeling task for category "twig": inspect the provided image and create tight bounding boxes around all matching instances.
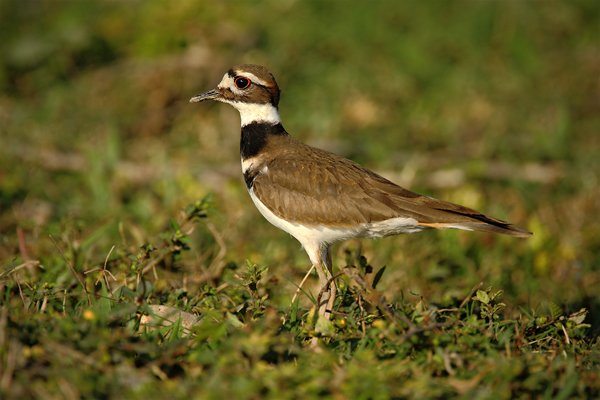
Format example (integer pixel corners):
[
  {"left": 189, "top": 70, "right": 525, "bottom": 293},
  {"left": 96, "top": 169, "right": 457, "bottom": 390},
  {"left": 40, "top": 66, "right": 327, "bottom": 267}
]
[
  {"left": 101, "top": 245, "right": 117, "bottom": 293},
  {"left": 49, "top": 235, "right": 91, "bottom": 305},
  {"left": 0, "top": 260, "right": 40, "bottom": 279},
  {"left": 84, "top": 246, "right": 118, "bottom": 296},
  {"left": 40, "top": 294, "right": 48, "bottom": 313},
  {"left": 560, "top": 323, "right": 571, "bottom": 345},
  {"left": 15, "top": 278, "right": 26, "bottom": 309},
  {"left": 290, "top": 264, "right": 316, "bottom": 306},
  {"left": 357, "top": 295, "right": 367, "bottom": 337},
  {"left": 460, "top": 282, "right": 483, "bottom": 309}
]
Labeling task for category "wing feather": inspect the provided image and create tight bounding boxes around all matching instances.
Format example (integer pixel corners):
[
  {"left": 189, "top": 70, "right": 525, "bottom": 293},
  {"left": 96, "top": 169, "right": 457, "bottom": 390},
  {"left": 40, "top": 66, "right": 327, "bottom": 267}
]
[{"left": 251, "top": 140, "right": 530, "bottom": 237}]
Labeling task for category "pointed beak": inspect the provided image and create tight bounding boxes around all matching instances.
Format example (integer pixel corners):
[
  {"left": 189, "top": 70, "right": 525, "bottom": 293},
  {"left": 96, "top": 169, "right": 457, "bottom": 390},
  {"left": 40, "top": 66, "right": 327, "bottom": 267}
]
[{"left": 189, "top": 89, "right": 221, "bottom": 103}]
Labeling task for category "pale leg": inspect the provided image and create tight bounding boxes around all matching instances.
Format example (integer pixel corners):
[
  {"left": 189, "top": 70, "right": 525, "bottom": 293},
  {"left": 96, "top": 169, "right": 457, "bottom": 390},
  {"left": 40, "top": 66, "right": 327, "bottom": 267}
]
[
  {"left": 314, "top": 244, "right": 336, "bottom": 319},
  {"left": 303, "top": 242, "right": 337, "bottom": 319}
]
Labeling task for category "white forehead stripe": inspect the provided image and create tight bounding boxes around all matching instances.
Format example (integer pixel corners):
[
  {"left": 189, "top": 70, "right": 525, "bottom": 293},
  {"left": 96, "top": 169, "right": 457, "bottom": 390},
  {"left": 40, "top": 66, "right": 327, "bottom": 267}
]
[{"left": 217, "top": 74, "right": 234, "bottom": 89}]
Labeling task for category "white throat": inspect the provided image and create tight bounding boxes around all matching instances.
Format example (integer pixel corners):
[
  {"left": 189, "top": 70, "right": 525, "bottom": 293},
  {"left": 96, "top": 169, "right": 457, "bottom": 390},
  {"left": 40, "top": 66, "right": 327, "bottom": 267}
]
[{"left": 227, "top": 101, "right": 281, "bottom": 127}]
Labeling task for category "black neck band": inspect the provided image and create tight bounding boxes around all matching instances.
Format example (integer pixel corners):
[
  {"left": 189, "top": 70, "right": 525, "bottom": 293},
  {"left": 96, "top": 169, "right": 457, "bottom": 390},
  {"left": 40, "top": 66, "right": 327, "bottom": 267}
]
[{"left": 240, "top": 122, "right": 286, "bottom": 159}]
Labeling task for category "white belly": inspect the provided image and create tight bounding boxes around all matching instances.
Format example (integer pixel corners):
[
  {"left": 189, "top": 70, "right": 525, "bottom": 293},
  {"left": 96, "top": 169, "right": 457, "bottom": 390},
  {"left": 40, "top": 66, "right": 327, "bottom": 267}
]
[{"left": 247, "top": 187, "right": 423, "bottom": 251}]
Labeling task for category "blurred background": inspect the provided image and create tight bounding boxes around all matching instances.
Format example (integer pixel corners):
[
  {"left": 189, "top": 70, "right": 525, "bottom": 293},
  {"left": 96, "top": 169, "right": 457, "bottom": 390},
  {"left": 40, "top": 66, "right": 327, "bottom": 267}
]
[{"left": 1, "top": 0, "right": 598, "bottom": 327}]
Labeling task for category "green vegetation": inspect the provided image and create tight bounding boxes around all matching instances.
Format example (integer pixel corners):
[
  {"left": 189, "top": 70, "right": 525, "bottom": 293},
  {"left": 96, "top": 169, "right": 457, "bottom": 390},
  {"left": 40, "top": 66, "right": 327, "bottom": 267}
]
[{"left": 1, "top": 0, "right": 598, "bottom": 398}]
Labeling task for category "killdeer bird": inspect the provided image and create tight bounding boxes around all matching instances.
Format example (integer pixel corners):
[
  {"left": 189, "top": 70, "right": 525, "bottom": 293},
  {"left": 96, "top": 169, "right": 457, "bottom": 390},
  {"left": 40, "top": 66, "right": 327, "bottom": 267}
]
[{"left": 190, "top": 64, "right": 531, "bottom": 319}]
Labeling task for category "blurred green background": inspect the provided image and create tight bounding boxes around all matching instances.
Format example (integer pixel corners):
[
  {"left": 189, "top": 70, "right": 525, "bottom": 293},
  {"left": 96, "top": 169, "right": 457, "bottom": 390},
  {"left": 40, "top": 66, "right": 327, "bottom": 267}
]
[{"left": 0, "top": 0, "right": 598, "bottom": 397}]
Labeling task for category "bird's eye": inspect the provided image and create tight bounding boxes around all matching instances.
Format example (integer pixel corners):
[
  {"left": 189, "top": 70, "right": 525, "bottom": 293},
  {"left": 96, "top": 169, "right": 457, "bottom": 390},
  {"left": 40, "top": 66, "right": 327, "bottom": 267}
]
[{"left": 234, "top": 76, "right": 251, "bottom": 89}]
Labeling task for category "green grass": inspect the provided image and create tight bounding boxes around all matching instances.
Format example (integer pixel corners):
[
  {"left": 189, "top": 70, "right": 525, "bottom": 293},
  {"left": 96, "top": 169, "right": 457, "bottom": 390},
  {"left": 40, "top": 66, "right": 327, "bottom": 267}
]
[{"left": 1, "top": 0, "right": 599, "bottom": 398}]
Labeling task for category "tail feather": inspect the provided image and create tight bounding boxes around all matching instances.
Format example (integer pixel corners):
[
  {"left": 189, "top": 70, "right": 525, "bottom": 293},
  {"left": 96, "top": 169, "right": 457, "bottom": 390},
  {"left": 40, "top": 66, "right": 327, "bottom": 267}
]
[{"left": 419, "top": 208, "right": 532, "bottom": 238}]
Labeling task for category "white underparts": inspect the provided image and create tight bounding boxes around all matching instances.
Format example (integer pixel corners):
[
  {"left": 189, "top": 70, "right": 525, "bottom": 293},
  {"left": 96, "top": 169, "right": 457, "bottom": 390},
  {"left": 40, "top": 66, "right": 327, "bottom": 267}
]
[{"left": 247, "top": 187, "right": 423, "bottom": 266}]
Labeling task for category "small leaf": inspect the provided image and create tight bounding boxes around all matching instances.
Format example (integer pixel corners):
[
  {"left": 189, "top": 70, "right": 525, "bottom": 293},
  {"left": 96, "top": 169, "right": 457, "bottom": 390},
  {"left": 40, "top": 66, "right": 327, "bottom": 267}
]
[
  {"left": 315, "top": 315, "right": 335, "bottom": 336},
  {"left": 568, "top": 308, "right": 587, "bottom": 325},
  {"left": 548, "top": 302, "right": 562, "bottom": 320},
  {"left": 226, "top": 312, "right": 245, "bottom": 328},
  {"left": 372, "top": 265, "right": 387, "bottom": 289},
  {"left": 476, "top": 290, "right": 490, "bottom": 305}
]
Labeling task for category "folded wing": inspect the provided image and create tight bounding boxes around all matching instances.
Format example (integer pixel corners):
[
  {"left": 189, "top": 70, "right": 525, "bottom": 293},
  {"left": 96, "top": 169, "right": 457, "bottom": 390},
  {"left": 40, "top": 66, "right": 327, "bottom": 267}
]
[{"left": 251, "top": 142, "right": 531, "bottom": 238}]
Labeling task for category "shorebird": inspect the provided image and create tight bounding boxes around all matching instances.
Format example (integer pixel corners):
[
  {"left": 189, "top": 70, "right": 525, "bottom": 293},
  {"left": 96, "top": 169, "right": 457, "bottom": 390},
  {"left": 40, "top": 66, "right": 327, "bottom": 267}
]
[{"left": 190, "top": 64, "right": 531, "bottom": 319}]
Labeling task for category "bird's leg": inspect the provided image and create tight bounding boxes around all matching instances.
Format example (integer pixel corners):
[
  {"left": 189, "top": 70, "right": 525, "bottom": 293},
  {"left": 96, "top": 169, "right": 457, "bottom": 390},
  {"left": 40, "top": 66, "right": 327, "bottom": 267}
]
[
  {"left": 323, "top": 246, "right": 336, "bottom": 317},
  {"left": 314, "top": 263, "right": 330, "bottom": 318},
  {"left": 315, "top": 245, "right": 336, "bottom": 319}
]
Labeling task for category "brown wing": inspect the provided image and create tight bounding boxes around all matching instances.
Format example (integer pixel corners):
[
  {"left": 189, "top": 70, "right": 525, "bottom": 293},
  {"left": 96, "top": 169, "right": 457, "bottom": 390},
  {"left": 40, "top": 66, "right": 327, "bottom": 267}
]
[{"left": 252, "top": 142, "right": 531, "bottom": 237}]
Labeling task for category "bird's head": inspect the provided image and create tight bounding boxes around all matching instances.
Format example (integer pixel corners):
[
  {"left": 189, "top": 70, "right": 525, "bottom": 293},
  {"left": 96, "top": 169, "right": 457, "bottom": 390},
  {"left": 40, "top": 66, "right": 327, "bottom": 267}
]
[{"left": 190, "top": 64, "right": 281, "bottom": 126}]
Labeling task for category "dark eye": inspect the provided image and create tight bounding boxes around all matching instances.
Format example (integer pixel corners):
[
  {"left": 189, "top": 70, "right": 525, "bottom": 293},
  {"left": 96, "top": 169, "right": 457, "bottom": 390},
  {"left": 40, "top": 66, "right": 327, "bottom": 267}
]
[{"left": 234, "top": 76, "right": 251, "bottom": 89}]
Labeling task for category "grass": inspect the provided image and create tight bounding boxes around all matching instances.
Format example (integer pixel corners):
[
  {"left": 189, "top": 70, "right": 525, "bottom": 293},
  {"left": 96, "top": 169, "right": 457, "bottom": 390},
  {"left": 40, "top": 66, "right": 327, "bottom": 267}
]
[{"left": 1, "top": 0, "right": 599, "bottom": 398}]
